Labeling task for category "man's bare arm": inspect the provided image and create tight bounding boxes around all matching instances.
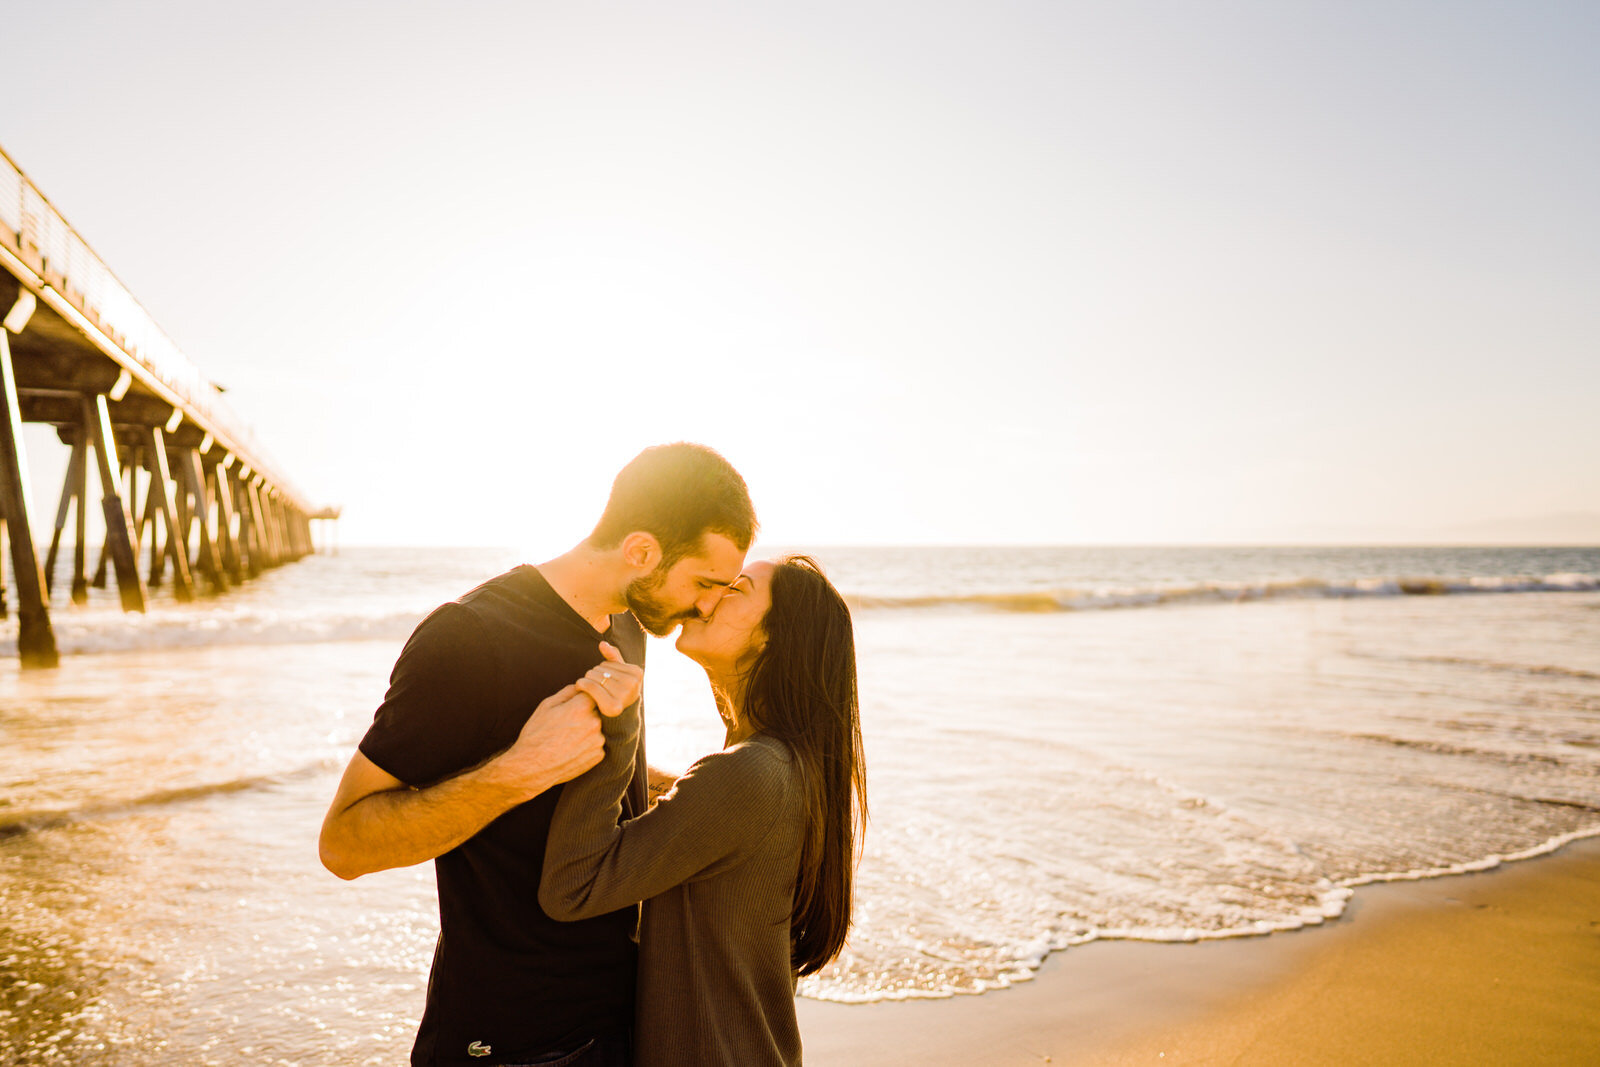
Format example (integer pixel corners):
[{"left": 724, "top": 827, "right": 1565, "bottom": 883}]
[{"left": 318, "top": 684, "right": 603, "bottom": 880}]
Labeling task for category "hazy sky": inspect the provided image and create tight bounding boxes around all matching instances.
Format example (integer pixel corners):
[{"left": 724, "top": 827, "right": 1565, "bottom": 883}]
[{"left": 5, "top": 1, "right": 1597, "bottom": 549}]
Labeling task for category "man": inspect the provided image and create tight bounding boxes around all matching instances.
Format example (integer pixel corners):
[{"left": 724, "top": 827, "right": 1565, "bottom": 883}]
[{"left": 319, "top": 443, "right": 756, "bottom": 1067}]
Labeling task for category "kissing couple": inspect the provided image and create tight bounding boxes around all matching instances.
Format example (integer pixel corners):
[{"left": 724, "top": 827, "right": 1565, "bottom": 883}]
[{"left": 319, "top": 443, "right": 866, "bottom": 1067}]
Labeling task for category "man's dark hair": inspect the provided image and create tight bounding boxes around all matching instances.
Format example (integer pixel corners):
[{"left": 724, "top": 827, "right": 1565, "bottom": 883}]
[{"left": 589, "top": 443, "right": 757, "bottom": 563}]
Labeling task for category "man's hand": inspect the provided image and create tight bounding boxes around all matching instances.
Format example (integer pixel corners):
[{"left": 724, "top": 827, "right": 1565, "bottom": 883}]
[
  {"left": 320, "top": 685, "right": 602, "bottom": 880},
  {"left": 319, "top": 645, "right": 642, "bottom": 881},
  {"left": 318, "top": 646, "right": 643, "bottom": 883},
  {"left": 575, "top": 641, "right": 644, "bottom": 718},
  {"left": 319, "top": 683, "right": 608, "bottom": 880},
  {"left": 489, "top": 683, "right": 607, "bottom": 801}
]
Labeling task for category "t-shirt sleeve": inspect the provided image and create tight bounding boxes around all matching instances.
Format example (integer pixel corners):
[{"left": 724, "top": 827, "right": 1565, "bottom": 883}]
[
  {"left": 358, "top": 603, "right": 502, "bottom": 787},
  {"left": 540, "top": 735, "right": 794, "bottom": 921}
]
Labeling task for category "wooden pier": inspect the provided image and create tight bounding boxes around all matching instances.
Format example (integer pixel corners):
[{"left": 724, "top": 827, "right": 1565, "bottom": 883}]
[{"left": 0, "top": 144, "right": 327, "bottom": 668}]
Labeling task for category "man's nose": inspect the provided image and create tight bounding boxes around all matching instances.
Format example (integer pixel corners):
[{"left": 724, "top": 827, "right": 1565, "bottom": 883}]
[{"left": 693, "top": 589, "right": 724, "bottom": 618}]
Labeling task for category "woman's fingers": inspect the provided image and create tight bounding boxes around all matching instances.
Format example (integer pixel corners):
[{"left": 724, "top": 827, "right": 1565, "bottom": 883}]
[
  {"left": 584, "top": 661, "right": 642, "bottom": 700},
  {"left": 571, "top": 644, "right": 644, "bottom": 717},
  {"left": 585, "top": 664, "right": 642, "bottom": 690}
]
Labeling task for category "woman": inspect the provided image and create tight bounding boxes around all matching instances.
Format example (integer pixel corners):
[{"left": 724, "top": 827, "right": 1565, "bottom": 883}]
[{"left": 540, "top": 555, "right": 867, "bottom": 1067}]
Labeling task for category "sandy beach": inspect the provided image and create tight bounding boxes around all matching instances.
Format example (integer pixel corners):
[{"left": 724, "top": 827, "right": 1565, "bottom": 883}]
[{"left": 799, "top": 835, "right": 1600, "bottom": 1065}]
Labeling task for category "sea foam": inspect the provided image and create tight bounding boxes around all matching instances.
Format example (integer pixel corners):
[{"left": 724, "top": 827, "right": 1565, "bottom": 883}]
[{"left": 849, "top": 572, "right": 1600, "bottom": 615}]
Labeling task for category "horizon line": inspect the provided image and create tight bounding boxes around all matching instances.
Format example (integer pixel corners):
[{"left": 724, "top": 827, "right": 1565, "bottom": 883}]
[{"left": 318, "top": 540, "right": 1600, "bottom": 552}]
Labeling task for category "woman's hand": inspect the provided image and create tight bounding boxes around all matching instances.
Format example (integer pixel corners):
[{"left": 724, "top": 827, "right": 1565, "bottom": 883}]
[{"left": 575, "top": 641, "right": 644, "bottom": 718}]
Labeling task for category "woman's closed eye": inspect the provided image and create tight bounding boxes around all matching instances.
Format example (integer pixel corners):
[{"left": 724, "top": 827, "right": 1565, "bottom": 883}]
[{"left": 708, "top": 576, "right": 751, "bottom": 613}]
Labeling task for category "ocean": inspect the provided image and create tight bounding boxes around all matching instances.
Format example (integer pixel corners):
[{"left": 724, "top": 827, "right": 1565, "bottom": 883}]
[{"left": 3, "top": 545, "right": 1599, "bottom": 1064}]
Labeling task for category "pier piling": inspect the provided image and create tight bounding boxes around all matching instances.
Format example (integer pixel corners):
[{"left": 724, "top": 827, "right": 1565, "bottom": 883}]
[
  {"left": 144, "top": 426, "right": 194, "bottom": 603},
  {"left": 211, "top": 459, "right": 243, "bottom": 584},
  {"left": 182, "top": 448, "right": 227, "bottom": 593},
  {"left": 43, "top": 427, "right": 87, "bottom": 600},
  {"left": 72, "top": 423, "right": 91, "bottom": 602},
  {"left": 87, "top": 395, "right": 147, "bottom": 613},
  {"left": 0, "top": 325, "right": 59, "bottom": 667}
]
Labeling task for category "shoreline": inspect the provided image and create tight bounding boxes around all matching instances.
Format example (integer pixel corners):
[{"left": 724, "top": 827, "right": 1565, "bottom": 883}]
[{"left": 798, "top": 835, "right": 1600, "bottom": 1065}]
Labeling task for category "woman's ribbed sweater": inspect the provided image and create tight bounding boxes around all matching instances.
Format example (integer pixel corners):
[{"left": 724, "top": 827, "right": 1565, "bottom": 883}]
[{"left": 541, "top": 712, "right": 804, "bottom": 1067}]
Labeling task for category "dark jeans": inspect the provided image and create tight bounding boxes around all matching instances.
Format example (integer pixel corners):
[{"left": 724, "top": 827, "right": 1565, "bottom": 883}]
[{"left": 503, "top": 1029, "right": 631, "bottom": 1067}]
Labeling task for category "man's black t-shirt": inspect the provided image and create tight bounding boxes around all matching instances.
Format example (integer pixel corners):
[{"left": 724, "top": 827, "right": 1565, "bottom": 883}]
[{"left": 359, "top": 565, "right": 647, "bottom": 1067}]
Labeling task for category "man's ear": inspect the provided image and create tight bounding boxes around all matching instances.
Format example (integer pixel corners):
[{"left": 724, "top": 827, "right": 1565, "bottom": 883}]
[{"left": 620, "top": 532, "right": 662, "bottom": 573}]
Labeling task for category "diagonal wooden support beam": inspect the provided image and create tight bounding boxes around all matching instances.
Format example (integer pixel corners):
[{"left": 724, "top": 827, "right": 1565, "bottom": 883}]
[
  {"left": 246, "top": 480, "right": 267, "bottom": 567},
  {"left": 123, "top": 456, "right": 140, "bottom": 552},
  {"left": 172, "top": 453, "right": 192, "bottom": 567},
  {"left": 99, "top": 453, "right": 140, "bottom": 590},
  {"left": 142, "top": 459, "right": 165, "bottom": 587},
  {"left": 181, "top": 448, "right": 228, "bottom": 593},
  {"left": 88, "top": 460, "right": 121, "bottom": 593},
  {"left": 84, "top": 395, "right": 146, "bottom": 613},
  {"left": 209, "top": 458, "right": 243, "bottom": 584},
  {"left": 284, "top": 507, "right": 299, "bottom": 559},
  {"left": 270, "top": 491, "right": 288, "bottom": 565},
  {"left": 71, "top": 420, "right": 91, "bottom": 604},
  {"left": 44, "top": 426, "right": 86, "bottom": 599},
  {"left": 0, "top": 328, "right": 59, "bottom": 666},
  {"left": 230, "top": 467, "right": 256, "bottom": 578},
  {"left": 271, "top": 493, "right": 288, "bottom": 564},
  {"left": 248, "top": 478, "right": 275, "bottom": 569},
  {"left": 262, "top": 492, "right": 282, "bottom": 566},
  {"left": 144, "top": 426, "right": 194, "bottom": 602}
]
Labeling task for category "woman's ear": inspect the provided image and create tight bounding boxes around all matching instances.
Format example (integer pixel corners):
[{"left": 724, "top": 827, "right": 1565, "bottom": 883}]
[
  {"left": 739, "top": 628, "right": 769, "bottom": 672},
  {"left": 620, "top": 532, "right": 662, "bottom": 573}
]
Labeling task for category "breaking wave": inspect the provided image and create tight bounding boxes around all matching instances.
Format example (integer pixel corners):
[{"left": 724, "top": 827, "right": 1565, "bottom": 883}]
[
  {"left": 849, "top": 573, "right": 1600, "bottom": 614},
  {"left": 0, "top": 607, "right": 426, "bottom": 656}
]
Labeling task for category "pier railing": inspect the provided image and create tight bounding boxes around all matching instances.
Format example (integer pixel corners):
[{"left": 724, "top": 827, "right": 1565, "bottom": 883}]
[{"left": 0, "top": 145, "right": 304, "bottom": 508}]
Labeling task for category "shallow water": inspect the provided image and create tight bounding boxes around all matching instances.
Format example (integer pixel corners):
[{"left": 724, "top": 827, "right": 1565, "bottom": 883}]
[
  {"left": 823, "top": 590, "right": 1600, "bottom": 1000},
  {"left": 3, "top": 546, "right": 1598, "bottom": 1062}
]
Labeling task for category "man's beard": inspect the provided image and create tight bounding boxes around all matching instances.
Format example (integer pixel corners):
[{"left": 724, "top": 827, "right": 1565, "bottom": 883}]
[{"left": 625, "top": 566, "right": 696, "bottom": 636}]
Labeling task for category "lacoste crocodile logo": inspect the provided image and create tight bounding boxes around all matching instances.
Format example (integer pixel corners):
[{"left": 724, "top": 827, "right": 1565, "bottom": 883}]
[{"left": 467, "top": 1040, "right": 491, "bottom": 1058}]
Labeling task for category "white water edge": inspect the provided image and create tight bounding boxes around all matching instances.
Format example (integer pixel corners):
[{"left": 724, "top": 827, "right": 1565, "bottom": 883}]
[{"left": 801, "top": 824, "right": 1600, "bottom": 1004}]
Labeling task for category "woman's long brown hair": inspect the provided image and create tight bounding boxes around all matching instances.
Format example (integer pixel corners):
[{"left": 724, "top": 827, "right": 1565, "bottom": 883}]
[{"left": 740, "top": 555, "right": 867, "bottom": 976}]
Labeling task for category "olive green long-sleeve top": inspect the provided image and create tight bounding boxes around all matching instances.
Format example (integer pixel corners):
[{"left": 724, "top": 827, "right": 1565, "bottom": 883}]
[{"left": 540, "top": 711, "right": 805, "bottom": 1067}]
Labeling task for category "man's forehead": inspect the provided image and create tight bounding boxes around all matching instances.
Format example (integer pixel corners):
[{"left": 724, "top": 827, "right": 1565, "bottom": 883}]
[{"left": 685, "top": 533, "right": 747, "bottom": 582}]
